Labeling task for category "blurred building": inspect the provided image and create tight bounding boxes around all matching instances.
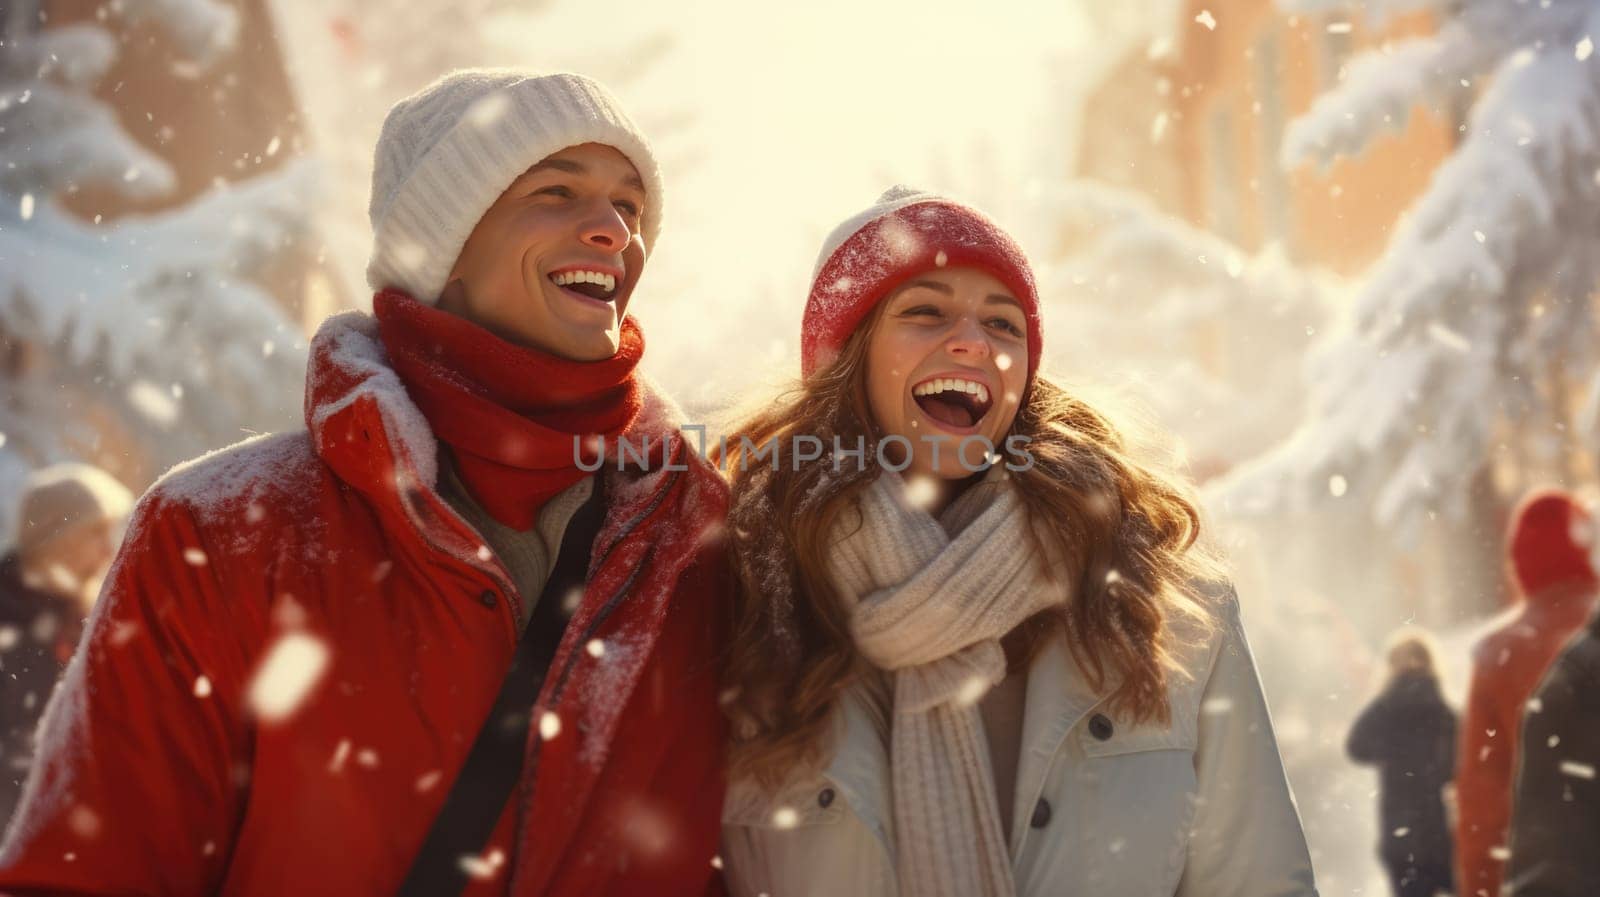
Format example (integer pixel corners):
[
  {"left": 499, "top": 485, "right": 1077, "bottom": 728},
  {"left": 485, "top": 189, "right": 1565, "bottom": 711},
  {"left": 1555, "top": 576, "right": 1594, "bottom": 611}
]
[
  {"left": 42, "top": 0, "right": 347, "bottom": 334},
  {"left": 1078, "top": 0, "right": 1462, "bottom": 277},
  {"left": 0, "top": 1, "right": 339, "bottom": 496}
]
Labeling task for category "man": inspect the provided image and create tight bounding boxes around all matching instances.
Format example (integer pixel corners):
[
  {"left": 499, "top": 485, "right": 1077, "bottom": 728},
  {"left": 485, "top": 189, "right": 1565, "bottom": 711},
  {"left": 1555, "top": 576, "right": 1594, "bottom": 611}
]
[
  {"left": 1457, "top": 490, "right": 1598, "bottom": 897},
  {"left": 0, "top": 463, "right": 130, "bottom": 823},
  {"left": 0, "top": 71, "right": 730, "bottom": 897},
  {"left": 1505, "top": 603, "right": 1600, "bottom": 897}
]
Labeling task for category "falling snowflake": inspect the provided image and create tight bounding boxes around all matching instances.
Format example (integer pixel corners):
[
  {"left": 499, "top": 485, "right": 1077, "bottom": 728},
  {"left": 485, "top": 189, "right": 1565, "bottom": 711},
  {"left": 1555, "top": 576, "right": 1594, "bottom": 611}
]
[
  {"left": 328, "top": 738, "right": 352, "bottom": 774},
  {"left": 1427, "top": 323, "right": 1471, "bottom": 355},
  {"left": 193, "top": 675, "right": 213, "bottom": 698},
  {"left": 415, "top": 769, "right": 444, "bottom": 793},
  {"left": 457, "top": 847, "right": 506, "bottom": 880},
  {"left": 1560, "top": 760, "right": 1595, "bottom": 780},
  {"left": 1579, "top": 36, "right": 1594, "bottom": 61},
  {"left": 247, "top": 632, "right": 330, "bottom": 723},
  {"left": 129, "top": 380, "right": 180, "bottom": 424},
  {"left": 771, "top": 807, "right": 799, "bottom": 829},
  {"left": 1195, "top": 10, "right": 1217, "bottom": 30},
  {"left": 585, "top": 639, "right": 606, "bottom": 658},
  {"left": 539, "top": 711, "right": 562, "bottom": 741},
  {"left": 954, "top": 675, "right": 991, "bottom": 708},
  {"left": 903, "top": 475, "right": 940, "bottom": 511},
  {"left": 183, "top": 547, "right": 209, "bottom": 566},
  {"left": 68, "top": 805, "right": 101, "bottom": 839},
  {"left": 1328, "top": 475, "right": 1349, "bottom": 498},
  {"left": 465, "top": 92, "right": 511, "bottom": 130}
]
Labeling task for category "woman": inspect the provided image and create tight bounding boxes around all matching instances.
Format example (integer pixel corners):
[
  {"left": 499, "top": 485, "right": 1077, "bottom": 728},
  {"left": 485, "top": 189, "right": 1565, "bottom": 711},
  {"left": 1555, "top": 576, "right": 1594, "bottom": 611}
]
[
  {"left": 717, "top": 186, "right": 1317, "bottom": 896},
  {"left": 1347, "top": 630, "right": 1458, "bottom": 897}
]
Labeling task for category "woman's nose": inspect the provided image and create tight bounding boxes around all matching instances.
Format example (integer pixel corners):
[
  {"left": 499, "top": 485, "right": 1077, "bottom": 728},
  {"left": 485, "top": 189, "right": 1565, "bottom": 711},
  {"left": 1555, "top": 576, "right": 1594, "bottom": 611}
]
[{"left": 945, "top": 318, "right": 992, "bottom": 361}]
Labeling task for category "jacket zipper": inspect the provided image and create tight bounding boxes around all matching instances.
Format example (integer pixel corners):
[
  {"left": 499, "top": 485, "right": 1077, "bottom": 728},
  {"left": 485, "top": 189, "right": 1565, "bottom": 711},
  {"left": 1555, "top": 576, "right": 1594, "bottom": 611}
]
[
  {"left": 506, "top": 465, "right": 682, "bottom": 886},
  {"left": 397, "top": 482, "right": 525, "bottom": 640}
]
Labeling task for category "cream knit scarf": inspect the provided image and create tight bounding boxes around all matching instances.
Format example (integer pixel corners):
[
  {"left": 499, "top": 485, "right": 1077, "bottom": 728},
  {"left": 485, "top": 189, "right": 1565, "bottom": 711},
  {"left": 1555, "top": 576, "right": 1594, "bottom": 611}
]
[{"left": 827, "top": 467, "right": 1063, "bottom": 897}]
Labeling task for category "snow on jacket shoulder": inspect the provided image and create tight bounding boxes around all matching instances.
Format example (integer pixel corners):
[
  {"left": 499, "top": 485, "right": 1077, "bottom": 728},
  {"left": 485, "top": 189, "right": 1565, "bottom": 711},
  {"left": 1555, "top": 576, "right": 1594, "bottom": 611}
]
[
  {"left": 0, "top": 310, "right": 733, "bottom": 897},
  {"left": 721, "top": 584, "right": 1318, "bottom": 897}
]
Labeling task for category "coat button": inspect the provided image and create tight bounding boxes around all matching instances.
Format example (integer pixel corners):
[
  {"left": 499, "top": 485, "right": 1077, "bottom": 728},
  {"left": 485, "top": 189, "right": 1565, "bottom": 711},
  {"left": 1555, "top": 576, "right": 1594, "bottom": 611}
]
[
  {"left": 478, "top": 590, "right": 498, "bottom": 608},
  {"left": 1030, "top": 798, "right": 1052, "bottom": 829},
  {"left": 1089, "top": 713, "right": 1114, "bottom": 741},
  {"left": 817, "top": 787, "right": 835, "bottom": 809}
]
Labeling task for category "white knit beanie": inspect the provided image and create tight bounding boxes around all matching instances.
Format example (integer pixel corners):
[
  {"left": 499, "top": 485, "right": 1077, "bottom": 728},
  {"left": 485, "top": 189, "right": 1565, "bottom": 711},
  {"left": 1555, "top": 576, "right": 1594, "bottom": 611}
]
[
  {"left": 365, "top": 69, "right": 664, "bottom": 303},
  {"left": 16, "top": 463, "right": 132, "bottom": 561}
]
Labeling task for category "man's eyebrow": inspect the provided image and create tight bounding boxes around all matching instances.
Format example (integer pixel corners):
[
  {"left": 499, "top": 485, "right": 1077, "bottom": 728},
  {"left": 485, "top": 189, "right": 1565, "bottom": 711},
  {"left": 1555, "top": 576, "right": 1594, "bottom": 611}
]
[
  {"left": 522, "top": 159, "right": 647, "bottom": 195},
  {"left": 524, "top": 158, "right": 586, "bottom": 177}
]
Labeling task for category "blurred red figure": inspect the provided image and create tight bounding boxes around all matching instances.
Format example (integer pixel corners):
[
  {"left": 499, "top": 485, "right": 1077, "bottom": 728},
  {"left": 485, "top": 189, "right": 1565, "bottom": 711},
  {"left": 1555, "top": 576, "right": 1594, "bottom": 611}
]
[{"left": 1456, "top": 489, "right": 1599, "bottom": 897}]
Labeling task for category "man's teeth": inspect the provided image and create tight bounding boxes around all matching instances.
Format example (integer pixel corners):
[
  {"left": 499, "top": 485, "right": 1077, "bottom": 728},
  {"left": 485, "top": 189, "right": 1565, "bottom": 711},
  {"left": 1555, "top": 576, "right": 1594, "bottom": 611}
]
[
  {"left": 912, "top": 378, "right": 990, "bottom": 404},
  {"left": 551, "top": 270, "right": 617, "bottom": 293}
]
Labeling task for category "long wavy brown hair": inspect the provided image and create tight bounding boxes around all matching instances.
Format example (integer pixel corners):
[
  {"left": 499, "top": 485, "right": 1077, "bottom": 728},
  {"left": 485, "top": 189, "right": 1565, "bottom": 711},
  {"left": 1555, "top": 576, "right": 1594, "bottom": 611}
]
[{"left": 720, "top": 299, "right": 1223, "bottom": 789}]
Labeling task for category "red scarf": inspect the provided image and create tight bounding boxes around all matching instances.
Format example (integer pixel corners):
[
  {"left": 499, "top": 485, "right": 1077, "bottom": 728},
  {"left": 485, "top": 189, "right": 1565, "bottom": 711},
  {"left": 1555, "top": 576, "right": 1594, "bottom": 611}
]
[{"left": 373, "top": 289, "right": 643, "bottom": 530}]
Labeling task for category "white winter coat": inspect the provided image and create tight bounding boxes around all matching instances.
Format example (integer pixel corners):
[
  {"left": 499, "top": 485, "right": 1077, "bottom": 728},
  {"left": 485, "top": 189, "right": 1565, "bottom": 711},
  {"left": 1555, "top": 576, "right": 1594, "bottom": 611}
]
[{"left": 720, "top": 590, "right": 1319, "bottom": 896}]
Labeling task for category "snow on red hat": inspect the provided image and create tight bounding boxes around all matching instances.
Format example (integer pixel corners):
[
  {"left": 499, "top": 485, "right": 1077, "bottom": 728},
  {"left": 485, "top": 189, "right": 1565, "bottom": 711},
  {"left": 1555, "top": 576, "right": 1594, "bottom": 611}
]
[
  {"left": 1507, "top": 489, "right": 1599, "bottom": 596},
  {"left": 801, "top": 186, "right": 1043, "bottom": 386}
]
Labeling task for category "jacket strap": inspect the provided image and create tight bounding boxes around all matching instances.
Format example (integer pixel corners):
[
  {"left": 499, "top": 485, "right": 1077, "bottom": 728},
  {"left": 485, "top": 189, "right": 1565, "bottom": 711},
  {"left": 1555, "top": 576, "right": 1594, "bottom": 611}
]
[{"left": 397, "top": 475, "right": 607, "bottom": 897}]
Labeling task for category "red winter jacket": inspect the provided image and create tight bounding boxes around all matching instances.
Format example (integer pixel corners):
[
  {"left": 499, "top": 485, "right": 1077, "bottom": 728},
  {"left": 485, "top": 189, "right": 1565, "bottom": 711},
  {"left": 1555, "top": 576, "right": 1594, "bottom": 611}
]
[
  {"left": 1456, "top": 492, "right": 1598, "bottom": 897},
  {"left": 0, "top": 311, "right": 732, "bottom": 897}
]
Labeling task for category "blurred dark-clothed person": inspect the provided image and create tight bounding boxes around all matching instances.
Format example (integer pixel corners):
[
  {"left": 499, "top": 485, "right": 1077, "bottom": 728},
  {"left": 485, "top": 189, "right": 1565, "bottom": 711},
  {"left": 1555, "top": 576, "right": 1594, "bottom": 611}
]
[
  {"left": 1348, "top": 628, "right": 1459, "bottom": 897},
  {"left": 1504, "top": 603, "right": 1600, "bottom": 897},
  {"left": 1457, "top": 489, "right": 1599, "bottom": 897},
  {"left": 0, "top": 462, "right": 131, "bottom": 822}
]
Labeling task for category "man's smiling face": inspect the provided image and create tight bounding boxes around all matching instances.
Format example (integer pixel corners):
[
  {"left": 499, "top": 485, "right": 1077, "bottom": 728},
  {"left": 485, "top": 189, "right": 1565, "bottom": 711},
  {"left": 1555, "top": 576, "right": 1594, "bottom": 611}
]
[{"left": 441, "top": 142, "right": 648, "bottom": 361}]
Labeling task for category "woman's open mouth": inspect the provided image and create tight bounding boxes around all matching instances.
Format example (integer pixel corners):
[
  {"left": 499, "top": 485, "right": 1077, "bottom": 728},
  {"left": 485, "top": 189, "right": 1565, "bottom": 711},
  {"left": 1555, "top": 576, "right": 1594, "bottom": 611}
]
[{"left": 912, "top": 376, "right": 993, "bottom": 430}]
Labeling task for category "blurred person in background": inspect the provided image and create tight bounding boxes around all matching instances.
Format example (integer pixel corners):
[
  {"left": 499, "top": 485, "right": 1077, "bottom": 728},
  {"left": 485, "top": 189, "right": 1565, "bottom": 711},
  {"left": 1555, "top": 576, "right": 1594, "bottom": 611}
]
[
  {"left": 0, "top": 462, "right": 131, "bottom": 822},
  {"left": 1503, "top": 598, "right": 1600, "bottom": 897},
  {"left": 1457, "top": 489, "right": 1599, "bottom": 897},
  {"left": 1347, "top": 627, "right": 1458, "bottom": 897}
]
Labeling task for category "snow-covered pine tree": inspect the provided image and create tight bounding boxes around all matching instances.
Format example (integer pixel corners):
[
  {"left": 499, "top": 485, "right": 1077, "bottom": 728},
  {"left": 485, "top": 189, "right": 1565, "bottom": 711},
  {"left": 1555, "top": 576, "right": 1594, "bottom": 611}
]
[
  {"left": 0, "top": 0, "right": 314, "bottom": 546},
  {"left": 1219, "top": 0, "right": 1600, "bottom": 546},
  {"left": 1031, "top": 180, "right": 1338, "bottom": 478}
]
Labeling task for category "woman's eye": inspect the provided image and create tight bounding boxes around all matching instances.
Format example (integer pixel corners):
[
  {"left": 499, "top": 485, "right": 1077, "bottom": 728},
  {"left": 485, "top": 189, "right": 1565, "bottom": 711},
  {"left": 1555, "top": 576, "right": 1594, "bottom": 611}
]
[
  {"left": 900, "top": 305, "right": 942, "bottom": 318},
  {"left": 614, "top": 200, "right": 641, "bottom": 217},
  {"left": 988, "top": 318, "right": 1024, "bottom": 337},
  {"left": 533, "top": 185, "right": 572, "bottom": 199}
]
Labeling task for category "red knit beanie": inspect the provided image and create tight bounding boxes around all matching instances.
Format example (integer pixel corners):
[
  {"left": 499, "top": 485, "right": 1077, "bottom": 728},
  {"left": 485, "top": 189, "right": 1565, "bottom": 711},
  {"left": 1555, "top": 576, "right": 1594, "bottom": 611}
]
[
  {"left": 800, "top": 186, "right": 1043, "bottom": 388},
  {"left": 1507, "top": 489, "right": 1599, "bottom": 595}
]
